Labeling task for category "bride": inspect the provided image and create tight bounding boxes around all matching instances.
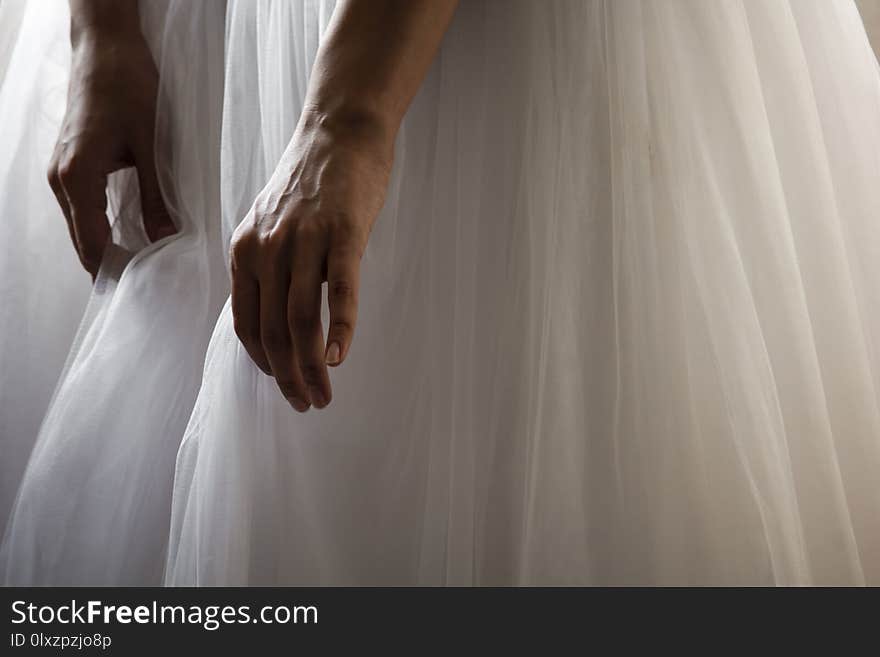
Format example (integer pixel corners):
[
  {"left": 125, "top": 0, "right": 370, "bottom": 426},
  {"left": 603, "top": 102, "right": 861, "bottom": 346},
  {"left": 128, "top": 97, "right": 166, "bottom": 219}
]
[{"left": 3, "top": 0, "right": 880, "bottom": 586}]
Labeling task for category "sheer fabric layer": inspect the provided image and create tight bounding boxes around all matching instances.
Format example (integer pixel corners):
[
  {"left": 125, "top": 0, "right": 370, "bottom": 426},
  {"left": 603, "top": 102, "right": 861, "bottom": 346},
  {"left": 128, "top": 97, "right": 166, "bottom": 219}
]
[
  {"left": 3, "top": 0, "right": 880, "bottom": 586},
  {"left": 0, "top": 1, "right": 89, "bottom": 530},
  {"left": 165, "top": 0, "right": 880, "bottom": 585},
  {"left": 1, "top": 0, "right": 228, "bottom": 585}
]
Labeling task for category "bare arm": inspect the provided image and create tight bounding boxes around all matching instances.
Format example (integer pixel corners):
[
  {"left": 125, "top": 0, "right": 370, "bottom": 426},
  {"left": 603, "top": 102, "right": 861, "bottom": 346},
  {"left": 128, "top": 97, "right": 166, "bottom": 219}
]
[
  {"left": 304, "top": 0, "right": 460, "bottom": 156},
  {"left": 230, "top": 0, "right": 459, "bottom": 411},
  {"left": 68, "top": 0, "right": 141, "bottom": 45}
]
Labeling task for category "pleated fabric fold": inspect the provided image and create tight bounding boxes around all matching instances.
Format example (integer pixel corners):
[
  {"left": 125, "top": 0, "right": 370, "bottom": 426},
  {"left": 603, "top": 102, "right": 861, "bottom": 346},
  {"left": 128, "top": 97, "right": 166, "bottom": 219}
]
[
  {"left": 2, "top": 0, "right": 879, "bottom": 586},
  {"left": 166, "top": 0, "right": 880, "bottom": 585},
  {"left": 0, "top": 0, "right": 89, "bottom": 532},
  {"left": 1, "top": 0, "right": 228, "bottom": 585}
]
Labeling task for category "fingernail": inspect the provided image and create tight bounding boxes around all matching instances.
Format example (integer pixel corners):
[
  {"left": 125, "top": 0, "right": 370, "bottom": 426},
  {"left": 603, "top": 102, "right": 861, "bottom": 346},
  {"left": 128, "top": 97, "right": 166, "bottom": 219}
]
[
  {"left": 325, "top": 342, "right": 341, "bottom": 366},
  {"left": 288, "top": 397, "right": 309, "bottom": 412},
  {"left": 308, "top": 386, "right": 327, "bottom": 408}
]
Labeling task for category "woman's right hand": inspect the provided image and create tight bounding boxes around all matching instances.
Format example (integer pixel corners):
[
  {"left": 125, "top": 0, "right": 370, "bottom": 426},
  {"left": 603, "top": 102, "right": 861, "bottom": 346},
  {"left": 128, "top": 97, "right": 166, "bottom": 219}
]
[
  {"left": 47, "top": 25, "right": 175, "bottom": 280},
  {"left": 229, "top": 109, "right": 393, "bottom": 412}
]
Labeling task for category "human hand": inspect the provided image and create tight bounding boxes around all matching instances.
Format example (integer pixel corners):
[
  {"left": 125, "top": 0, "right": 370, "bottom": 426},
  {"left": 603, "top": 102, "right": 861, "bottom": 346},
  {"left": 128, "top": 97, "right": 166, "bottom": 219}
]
[
  {"left": 229, "top": 110, "right": 392, "bottom": 411},
  {"left": 47, "top": 27, "right": 175, "bottom": 280}
]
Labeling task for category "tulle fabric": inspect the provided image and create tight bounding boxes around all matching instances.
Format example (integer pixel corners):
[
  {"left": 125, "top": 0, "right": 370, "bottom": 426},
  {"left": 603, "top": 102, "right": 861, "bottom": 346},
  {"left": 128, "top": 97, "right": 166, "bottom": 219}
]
[
  {"left": 1, "top": 0, "right": 228, "bottom": 585},
  {"left": 0, "top": 1, "right": 89, "bottom": 530},
  {"left": 166, "top": 0, "right": 880, "bottom": 585},
  {"left": 2, "top": 0, "right": 880, "bottom": 586}
]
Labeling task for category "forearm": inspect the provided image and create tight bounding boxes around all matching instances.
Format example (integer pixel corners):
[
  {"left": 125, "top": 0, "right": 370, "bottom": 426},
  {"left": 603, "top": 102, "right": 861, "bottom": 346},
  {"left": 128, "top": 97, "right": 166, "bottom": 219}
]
[
  {"left": 302, "top": 0, "right": 459, "bottom": 157},
  {"left": 69, "top": 0, "right": 141, "bottom": 46}
]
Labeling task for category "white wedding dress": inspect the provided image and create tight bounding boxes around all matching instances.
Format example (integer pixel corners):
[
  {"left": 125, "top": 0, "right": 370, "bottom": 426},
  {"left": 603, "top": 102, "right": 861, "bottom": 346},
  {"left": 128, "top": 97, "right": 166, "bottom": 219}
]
[{"left": 3, "top": 0, "right": 880, "bottom": 586}]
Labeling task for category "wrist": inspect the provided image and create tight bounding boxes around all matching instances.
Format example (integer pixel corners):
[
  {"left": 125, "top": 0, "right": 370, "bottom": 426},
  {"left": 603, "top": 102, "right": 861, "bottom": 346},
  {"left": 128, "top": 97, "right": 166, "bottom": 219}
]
[
  {"left": 298, "top": 102, "right": 397, "bottom": 169},
  {"left": 70, "top": 11, "right": 141, "bottom": 51}
]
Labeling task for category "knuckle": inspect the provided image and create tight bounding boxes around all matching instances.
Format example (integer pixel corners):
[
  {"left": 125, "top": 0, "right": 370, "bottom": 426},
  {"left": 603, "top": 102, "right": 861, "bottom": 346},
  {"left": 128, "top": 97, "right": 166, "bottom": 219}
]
[
  {"left": 329, "top": 318, "right": 354, "bottom": 335},
  {"left": 229, "top": 233, "right": 254, "bottom": 271},
  {"left": 259, "top": 235, "right": 286, "bottom": 264},
  {"left": 329, "top": 280, "right": 355, "bottom": 300},
  {"left": 228, "top": 243, "right": 242, "bottom": 271},
  {"left": 56, "top": 155, "right": 83, "bottom": 185}
]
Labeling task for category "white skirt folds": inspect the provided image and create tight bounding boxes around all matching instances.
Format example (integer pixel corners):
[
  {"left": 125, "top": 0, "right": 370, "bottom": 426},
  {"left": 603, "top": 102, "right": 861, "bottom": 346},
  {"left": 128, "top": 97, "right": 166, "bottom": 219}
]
[{"left": 2, "top": 0, "right": 880, "bottom": 586}]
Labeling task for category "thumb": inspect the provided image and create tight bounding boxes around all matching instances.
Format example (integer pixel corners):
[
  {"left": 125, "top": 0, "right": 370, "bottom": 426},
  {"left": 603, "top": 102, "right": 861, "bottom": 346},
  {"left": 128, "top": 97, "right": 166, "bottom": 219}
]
[{"left": 134, "top": 141, "right": 176, "bottom": 242}]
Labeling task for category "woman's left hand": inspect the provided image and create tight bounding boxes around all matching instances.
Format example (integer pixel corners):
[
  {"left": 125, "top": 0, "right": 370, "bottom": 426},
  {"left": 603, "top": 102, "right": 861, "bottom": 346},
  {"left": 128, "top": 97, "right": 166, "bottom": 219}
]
[{"left": 229, "top": 110, "right": 392, "bottom": 412}]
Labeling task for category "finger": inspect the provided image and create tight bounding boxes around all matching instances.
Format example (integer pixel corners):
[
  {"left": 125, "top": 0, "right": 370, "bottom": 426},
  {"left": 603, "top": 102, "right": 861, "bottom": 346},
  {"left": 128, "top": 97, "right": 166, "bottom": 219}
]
[
  {"left": 47, "top": 163, "right": 79, "bottom": 265},
  {"left": 324, "top": 237, "right": 361, "bottom": 367},
  {"left": 133, "top": 137, "right": 176, "bottom": 242},
  {"left": 230, "top": 263, "right": 272, "bottom": 376},
  {"left": 57, "top": 154, "right": 111, "bottom": 278},
  {"left": 260, "top": 268, "right": 310, "bottom": 412},
  {"left": 289, "top": 227, "right": 332, "bottom": 409}
]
